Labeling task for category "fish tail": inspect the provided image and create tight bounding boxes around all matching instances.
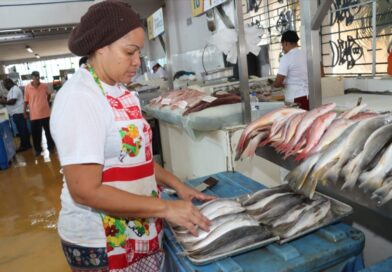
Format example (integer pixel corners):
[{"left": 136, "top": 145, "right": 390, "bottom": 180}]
[
  {"left": 322, "top": 164, "right": 341, "bottom": 183},
  {"left": 294, "top": 151, "right": 308, "bottom": 161}
]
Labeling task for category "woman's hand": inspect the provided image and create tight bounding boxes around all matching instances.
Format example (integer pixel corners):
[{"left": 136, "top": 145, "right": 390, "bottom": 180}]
[
  {"left": 164, "top": 199, "right": 211, "bottom": 236},
  {"left": 176, "top": 183, "right": 216, "bottom": 202}
]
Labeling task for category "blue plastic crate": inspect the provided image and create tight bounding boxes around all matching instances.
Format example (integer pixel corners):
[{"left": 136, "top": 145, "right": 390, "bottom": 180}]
[
  {"left": 360, "top": 257, "right": 392, "bottom": 272},
  {"left": 0, "top": 120, "right": 16, "bottom": 170},
  {"left": 163, "top": 172, "right": 365, "bottom": 272}
]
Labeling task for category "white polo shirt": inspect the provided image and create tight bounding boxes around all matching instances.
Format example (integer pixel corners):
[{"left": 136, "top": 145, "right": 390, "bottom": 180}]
[
  {"left": 6, "top": 86, "right": 24, "bottom": 116},
  {"left": 278, "top": 47, "right": 309, "bottom": 102}
]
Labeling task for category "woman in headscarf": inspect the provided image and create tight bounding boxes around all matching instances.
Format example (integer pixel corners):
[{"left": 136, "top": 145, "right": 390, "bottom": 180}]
[{"left": 50, "top": 1, "right": 213, "bottom": 271}]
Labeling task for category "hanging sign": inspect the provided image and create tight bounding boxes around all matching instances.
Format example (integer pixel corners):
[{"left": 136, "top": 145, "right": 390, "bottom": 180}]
[
  {"left": 191, "top": 0, "right": 229, "bottom": 17},
  {"left": 147, "top": 8, "right": 164, "bottom": 40}
]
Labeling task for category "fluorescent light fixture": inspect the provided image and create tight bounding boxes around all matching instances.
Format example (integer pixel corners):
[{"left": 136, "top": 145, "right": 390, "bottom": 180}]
[
  {"left": 0, "top": 28, "right": 22, "bottom": 33},
  {"left": 0, "top": 33, "right": 32, "bottom": 42},
  {"left": 35, "top": 54, "right": 40, "bottom": 59},
  {"left": 26, "top": 46, "right": 33, "bottom": 53}
]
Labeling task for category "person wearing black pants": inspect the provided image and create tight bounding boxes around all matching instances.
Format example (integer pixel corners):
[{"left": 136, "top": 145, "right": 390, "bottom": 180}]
[
  {"left": 30, "top": 117, "right": 55, "bottom": 155},
  {"left": 11, "top": 113, "right": 31, "bottom": 151},
  {"left": 24, "top": 71, "right": 56, "bottom": 156}
]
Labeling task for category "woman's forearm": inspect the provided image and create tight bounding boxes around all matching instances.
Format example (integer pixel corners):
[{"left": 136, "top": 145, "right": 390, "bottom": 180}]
[{"left": 154, "top": 162, "right": 185, "bottom": 191}]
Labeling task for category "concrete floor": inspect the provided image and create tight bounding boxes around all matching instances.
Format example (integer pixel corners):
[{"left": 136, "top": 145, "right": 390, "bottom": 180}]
[{"left": 0, "top": 149, "right": 70, "bottom": 271}]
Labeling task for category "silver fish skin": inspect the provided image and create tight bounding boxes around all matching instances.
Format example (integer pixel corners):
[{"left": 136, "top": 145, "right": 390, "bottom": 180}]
[
  {"left": 185, "top": 217, "right": 259, "bottom": 253},
  {"left": 190, "top": 225, "right": 272, "bottom": 258},
  {"left": 254, "top": 194, "right": 305, "bottom": 224},
  {"left": 242, "top": 186, "right": 291, "bottom": 206},
  {"left": 246, "top": 192, "right": 293, "bottom": 214},
  {"left": 198, "top": 199, "right": 243, "bottom": 218},
  {"left": 341, "top": 124, "right": 392, "bottom": 190},
  {"left": 279, "top": 200, "right": 331, "bottom": 238},
  {"left": 321, "top": 115, "right": 392, "bottom": 184},
  {"left": 358, "top": 143, "right": 392, "bottom": 192},
  {"left": 178, "top": 213, "right": 248, "bottom": 247},
  {"left": 371, "top": 176, "right": 392, "bottom": 206},
  {"left": 270, "top": 197, "right": 325, "bottom": 228},
  {"left": 286, "top": 152, "right": 323, "bottom": 194}
]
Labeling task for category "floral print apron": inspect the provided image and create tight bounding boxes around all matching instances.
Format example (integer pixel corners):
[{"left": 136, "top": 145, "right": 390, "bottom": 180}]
[{"left": 88, "top": 66, "right": 164, "bottom": 272}]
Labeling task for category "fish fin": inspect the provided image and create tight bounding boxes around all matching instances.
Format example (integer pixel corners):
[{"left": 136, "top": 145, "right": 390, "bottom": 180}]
[{"left": 341, "top": 169, "right": 361, "bottom": 190}]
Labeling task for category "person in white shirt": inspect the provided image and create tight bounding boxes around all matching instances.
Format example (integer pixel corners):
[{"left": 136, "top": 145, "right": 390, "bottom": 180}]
[
  {"left": 273, "top": 30, "right": 309, "bottom": 110},
  {"left": 50, "top": 1, "right": 213, "bottom": 271},
  {"left": 0, "top": 78, "right": 31, "bottom": 152}
]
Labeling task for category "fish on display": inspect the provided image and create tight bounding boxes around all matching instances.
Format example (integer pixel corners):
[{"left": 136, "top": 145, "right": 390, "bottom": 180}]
[
  {"left": 281, "top": 103, "right": 336, "bottom": 157},
  {"left": 270, "top": 197, "right": 325, "bottom": 228},
  {"left": 235, "top": 107, "right": 304, "bottom": 160},
  {"left": 358, "top": 143, "right": 392, "bottom": 192},
  {"left": 253, "top": 193, "right": 305, "bottom": 224},
  {"left": 185, "top": 216, "right": 261, "bottom": 255},
  {"left": 246, "top": 192, "right": 294, "bottom": 215},
  {"left": 320, "top": 115, "right": 391, "bottom": 184},
  {"left": 199, "top": 199, "right": 245, "bottom": 220},
  {"left": 178, "top": 213, "right": 249, "bottom": 247},
  {"left": 274, "top": 199, "right": 331, "bottom": 238},
  {"left": 295, "top": 112, "right": 337, "bottom": 161},
  {"left": 341, "top": 124, "right": 392, "bottom": 190},
  {"left": 242, "top": 186, "right": 291, "bottom": 206},
  {"left": 190, "top": 225, "right": 272, "bottom": 259},
  {"left": 371, "top": 176, "right": 392, "bottom": 206}
]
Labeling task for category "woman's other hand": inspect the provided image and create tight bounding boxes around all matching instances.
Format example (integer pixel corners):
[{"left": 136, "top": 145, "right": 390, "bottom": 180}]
[{"left": 176, "top": 183, "right": 216, "bottom": 202}]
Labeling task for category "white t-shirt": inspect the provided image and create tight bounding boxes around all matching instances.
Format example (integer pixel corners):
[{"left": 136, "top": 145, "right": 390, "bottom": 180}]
[
  {"left": 277, "top": 47, "right": 309, "bottom": 101},
  {"left": 50, "top": 68, "right": 124, "bottom": 247},
  {"left": 6, "top": 86, "right": 24, "bottom": 115}
]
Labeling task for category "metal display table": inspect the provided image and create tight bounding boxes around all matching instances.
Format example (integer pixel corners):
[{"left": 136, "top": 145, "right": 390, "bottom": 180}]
[{"left": 163, "top": 172, "right": 365, "bottom": 272}]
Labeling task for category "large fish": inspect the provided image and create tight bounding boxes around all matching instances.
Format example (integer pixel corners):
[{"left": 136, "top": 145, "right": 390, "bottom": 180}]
[
  {"left": 316, "top": 115, "right": 391, "bottom": 184},
  {"left": 270, "top": 197, "right": 325, "bottom": 228},
  {"left": 282, "top": 103, "right": 336, "bottom": 155},
  {"left": 341, "top": 124, "right": 392, "bottom": 190},
  {"left": 358, "top": 143, "right": 392, "bottom": 192},
  {"left": 371, "top": 176, "right": 392, "bottom": 206},
  {"left": 308, "top": 118, "right": 356, "bottom": 155},
  {"left": 185, "top": 216, "right": 259, "bottom": 255},
  {"left": 200, "top": 199, "right": 245, "bottom": 221},
  {"left": 190, "top": 225, "right": 272, "bottom": 258},
  {"left": 235, "top": 107, "right": 303, "bottom": 160},
  {"left": 242, "top": 186, "right": 291, "bottom": 206},
  {"left": 178, "top": 213, "right": 249, "bottom": 247},
  {"left": 274, "top": 112, "right": 306, "bottom": 153},
  {"left": 253, "top": 194, "right": 305, "bottom": 224},
  {"left": 295, "top": 112, "right": 337, "bottom": 161},
  {"left": 275, "top": 199, "right": 331, "bottom": 238},
  {"left": 246, "top": 192, "right": 294, "bottom": 215}
]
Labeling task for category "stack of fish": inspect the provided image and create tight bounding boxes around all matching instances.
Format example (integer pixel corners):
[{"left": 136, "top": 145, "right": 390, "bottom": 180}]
[
  {"left": 235, "top": 103, "right": 378, "bottom": 161},
  {"left": 242, "top": 186, "right": 332, "bottom": 239},
  {"left": 172, "top": 198, "right": 273, "bottom": 259},
  {"left": 287, "top": 114, "right": 392, "bottom": 205},
  {"left": 235, "top": 103, "right": 392, "bottom": 205},
  {"left": 148, "top": 89, "right": 241, "bottom": 115},
  {"left": 172, "top": 189, "right": 334, "bottom": 259}
]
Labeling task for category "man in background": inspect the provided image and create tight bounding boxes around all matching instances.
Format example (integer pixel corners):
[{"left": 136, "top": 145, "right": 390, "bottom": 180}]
[
  {"left": 273, "top": 30, "right": 309, "bottom": 110},
  {"left": 0, "top": 78, "right": 31, "bottom": 152},
  {"left": 24, "top": 71, "right": 55, "bottom": 156}
]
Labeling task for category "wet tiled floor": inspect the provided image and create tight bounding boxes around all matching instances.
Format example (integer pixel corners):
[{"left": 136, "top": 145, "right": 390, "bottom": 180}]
[{"left": 0, "top": 148, "right": 69, "bottom": 271}]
